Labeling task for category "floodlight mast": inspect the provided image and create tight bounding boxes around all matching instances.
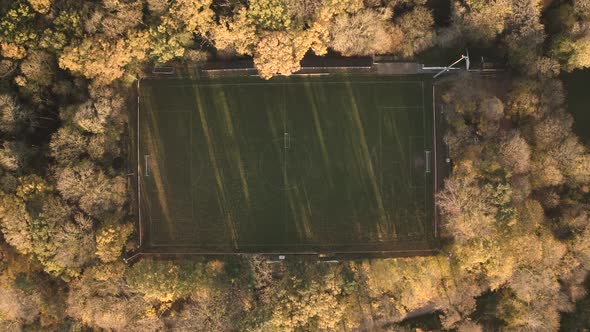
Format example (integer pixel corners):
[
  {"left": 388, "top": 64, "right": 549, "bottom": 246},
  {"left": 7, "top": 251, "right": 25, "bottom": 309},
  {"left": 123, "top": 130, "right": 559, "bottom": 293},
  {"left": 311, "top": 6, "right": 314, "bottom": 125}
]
[{"left": 433, "top": 52, "right": 470, "bottom": 78}]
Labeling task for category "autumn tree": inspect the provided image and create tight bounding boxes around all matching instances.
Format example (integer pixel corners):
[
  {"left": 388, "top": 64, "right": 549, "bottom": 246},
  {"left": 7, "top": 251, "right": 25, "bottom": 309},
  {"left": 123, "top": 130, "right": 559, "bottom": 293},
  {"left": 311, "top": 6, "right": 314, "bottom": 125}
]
[
  {"left": 247, "top": 0, "right": 292, "bottom": 30},
  {"left": 0, "top": 2, "right": 38, "bottom": 58},
  {"left": 55, "top": 161, "right": 126, "bottom": 218},
  {"left": 95, "top": 221, "right": 133, "bottom": 263},
  {"left": 550, "top": 135, "right": 590, "bottom": 185},
  {"left": 532, "top": 113, "right": 572, "bottom": 149},
  {"left": 163, "top": 299, "right": 232, "bottom": 332},
  {"left": 212, "top": 8, "right": 258, "bottom": 56},
  {"left": 148, "top": 0, "right": 214, "bottom": 63},
  {"left": 284, "top": 0, "right": 324, "bottom": 24},
  {"left": 551, "top": 35, "right": 590, "bottom": 71},
  {"left": 27, "top": 0, "right": 51, "bottom": 14},
  {"left": 49, "top": 126, "right": 87, "bottom": 166},
  {"left": 59, "top": 32, "right": 149, "bottom": 86},
  {"left": 329, "top": 9, "right": 396, "bottom": 56},
  {"left": 162, "top": 0, "right": 214, "bottom": 36},
  {"left": 496, "top": 233, "right": 573, "bottom": 331},
  {"left": 146, "top": 0, "right": 169, "bottom": 15},
  {"left": 73, "top": 87, "right": 125, "bottom": 134},
  {"left": 451, "top": 0, "right": 513, "bottom": 44},
  {"left": 39, "top": 8, "right": 85, "bottom": 52},
  {"left": 253, "top": 31, "right": 302, "bottom": 79},
  {"left": 126, "top": 259, "right": 221, "bottom": 303},
  {"left": 498, "top": 131, "right": 531, "bottom": 175},
  {"left": 0, "top": 176, "right": 96, "bottom": 279},
  {"left": 362, "top": 257, "right": 446, "bottom": 315},
  {"left": 0, "top": 284, "right": 40, "bottom": 325},
  {"left": 503, "top": 0, "right": 546, "bottom": 74},
  {"left": 66, "top": 262, "right": 164, "bottom": 331},
  {"left": 52, "top": 86, "right": 127, "bottom": 165},
  {"left": 395, "top": 6, "right": 434, "bottom": 57},
  {"left": 84, "top": 0, "right": 144, "bottom": 38},
  {"left": 0, "top": 142, "right": 32, "bottom": 173},
  {"left": 0, "top": 94, "right": 24, "bottom": 135},
  {"left": 437, "top": 173, "right": 498, "bottom": 242},
  {"left": 254, "top": 264, "right": 351, "bottom": 332},
  {"left": 14, "top": 50, "right": 57, "bottom": 109},
  {"left": 547, "top": 1, "right": 590, "bottom": 72}
]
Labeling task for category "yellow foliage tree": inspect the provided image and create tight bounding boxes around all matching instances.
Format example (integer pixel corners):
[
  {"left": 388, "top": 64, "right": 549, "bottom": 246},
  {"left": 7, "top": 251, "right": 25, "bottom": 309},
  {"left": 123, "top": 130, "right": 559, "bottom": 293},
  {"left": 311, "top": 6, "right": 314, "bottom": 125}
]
[
  {"left": 253, "top": 31, "right": 302, "bottom": 79},
  {"left": 263, "top": 272, "right": 346, "bottom": 332},
  {"left": 458, "top": 0, "right": 513, "bottom": 43},
  {"left": 362, "top": 257, "right": 446, "bottom": 314},
  {"left": 531, "top": 153, "right": 564, "bottom": 189},
  {"left": 95, "top": 222, "right": 133, "bottom": 263},
  {"left": 396, "top": 6, "right": 435, "bottom": 57},
  {"left": 553, "top": 35, "right": 590, "bottom": 71},
  {"left": 451, "top": 238, "right": 516, "bottom": 290},
  {"left": 58, "top": 31, "right": 149, "bottom": 86},
  {"left": 162, "top": 0, "right": 214, "bottom": 36},
  {"left": 329, "top": 8, "right": 396, "bottom": 56},
  {"left": 126, "top": 259, "right": 221, "bottom": 303},
  {"left": 212, "top": 8, "right": 258, "bottom": 55},
  {"left": 0, "top": 43, "right": 26, "bottom": 59},
  {"left": 322, "top": 0, "right": 364, "bottom": 16},
  {"left": 247, "top": 0, "right": 292, "bottom": 31},
  {"left": 27, "top": 0, "right": 51, "bottom": 14}
]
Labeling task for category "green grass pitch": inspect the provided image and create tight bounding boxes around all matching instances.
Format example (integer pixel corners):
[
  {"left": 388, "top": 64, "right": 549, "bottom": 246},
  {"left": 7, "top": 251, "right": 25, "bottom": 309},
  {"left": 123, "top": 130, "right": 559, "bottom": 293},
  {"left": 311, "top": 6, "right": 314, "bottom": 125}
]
[{"left": 136, "top": 74, "right": 437, "bottom": 254}]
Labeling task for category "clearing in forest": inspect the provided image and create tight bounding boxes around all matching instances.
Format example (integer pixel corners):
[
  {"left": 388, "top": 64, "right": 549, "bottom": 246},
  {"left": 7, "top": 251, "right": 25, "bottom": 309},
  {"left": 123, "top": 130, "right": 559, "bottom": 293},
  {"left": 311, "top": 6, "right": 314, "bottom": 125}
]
[{"left": 135, "top": 74, "right": 438, "bottom": 255}]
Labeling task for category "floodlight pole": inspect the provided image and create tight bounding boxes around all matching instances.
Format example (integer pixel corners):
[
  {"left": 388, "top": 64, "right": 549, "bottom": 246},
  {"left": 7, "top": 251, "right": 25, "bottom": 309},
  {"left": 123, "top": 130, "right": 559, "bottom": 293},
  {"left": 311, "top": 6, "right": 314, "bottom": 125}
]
[{"left": 433, "top": 54, "right": 469, "bottom": 79}]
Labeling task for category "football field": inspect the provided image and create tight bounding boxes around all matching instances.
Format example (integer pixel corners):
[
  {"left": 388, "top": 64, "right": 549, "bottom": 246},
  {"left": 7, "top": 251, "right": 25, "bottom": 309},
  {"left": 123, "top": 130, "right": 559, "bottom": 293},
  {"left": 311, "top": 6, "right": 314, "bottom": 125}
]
[{"left": 136, "top": 74, "right": 437, "bottom": 254}]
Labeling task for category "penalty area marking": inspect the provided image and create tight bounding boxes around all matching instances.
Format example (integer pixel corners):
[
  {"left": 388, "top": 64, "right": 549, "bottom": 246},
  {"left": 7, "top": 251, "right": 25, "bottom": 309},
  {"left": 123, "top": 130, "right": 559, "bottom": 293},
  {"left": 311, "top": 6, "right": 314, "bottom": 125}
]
[{"left": 144, "top": 155, "right": 150, "bottom": 177}]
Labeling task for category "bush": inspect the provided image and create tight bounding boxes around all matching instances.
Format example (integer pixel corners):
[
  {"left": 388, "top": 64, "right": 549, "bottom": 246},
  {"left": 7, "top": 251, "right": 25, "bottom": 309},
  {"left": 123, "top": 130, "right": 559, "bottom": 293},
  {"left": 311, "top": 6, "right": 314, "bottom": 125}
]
[{"left": 329, "top": 9, "right": 397, "bottom": 56}]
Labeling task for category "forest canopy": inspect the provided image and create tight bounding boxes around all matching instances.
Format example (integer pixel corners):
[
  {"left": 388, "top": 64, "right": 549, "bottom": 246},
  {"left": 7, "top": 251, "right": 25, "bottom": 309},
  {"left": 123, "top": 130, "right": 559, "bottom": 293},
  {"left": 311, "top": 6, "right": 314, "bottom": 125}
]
[{"left": 1, "top": 0, "right": 590, "bottom": 331}]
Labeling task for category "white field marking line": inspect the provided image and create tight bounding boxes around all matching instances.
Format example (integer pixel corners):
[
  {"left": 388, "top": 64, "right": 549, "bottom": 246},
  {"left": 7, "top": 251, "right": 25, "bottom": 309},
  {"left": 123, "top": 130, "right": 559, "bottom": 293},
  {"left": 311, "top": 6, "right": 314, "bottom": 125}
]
[
  {"left": 408, "top": 135, "right": 426, "bottom": 189},
  {"left": 146, "top": 238, "right": 431, "bottom": 247},
  {"left": 379, "top": 105, "right": 383, "bottom": 198},
  {"left": 137, "top": 79, "right": 142, "bottom": 247},
  {"left": 380, "top": 106, "right": 423, "bottom": 109},
  {"left": 432, "top": 84, "right": 438, "bottom": 238},
  {"left": 145, "top": 81, "right": 425, "bottom": 87},
  {"left": 291, "top": 73, "right": 331, "bottom": 76},
  {"left": 296, "top": 66, "right": 372, "bottom": 70},
  {"left": 370, "top": 94, "right": 431, "bottom": 237},
  {"left": 139, "top": 249, "right": 439, "bottom": 256},
  {"left": 222, "top": 66, "right": 371, "bottom": 74},
  {"left": 379, "top": 103, "right": 428, "bottom": 209},
  {"left": 146, "top": 224, "right": 428, "bottom": 247},
  {"left": 146, "top": 237, "right": 430, "bottom": 247},
  {"left": 145, "top": 80, "right": 430, "bottom": 247},
  {"left": 202, "top": 68, "right": 257, "bottom": 72},
  {"left": 190, "top": 108, "right": 195, "bottom": 243},
  {"left": 284, "top": 84, "right": 292, "bottom": 238},
  {"left": 421, "top": 81, "right": 429, "bottom": 232},
  {"left": 144, "top": 155, "right": 150, "bottom": 176}
]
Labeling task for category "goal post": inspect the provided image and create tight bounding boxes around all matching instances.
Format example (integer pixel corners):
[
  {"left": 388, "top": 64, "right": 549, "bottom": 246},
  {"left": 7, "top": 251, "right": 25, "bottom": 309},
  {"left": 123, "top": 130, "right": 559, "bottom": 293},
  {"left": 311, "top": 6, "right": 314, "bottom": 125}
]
[{"left": 433, "top": 50, "right": 471, "bottom": 78}]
